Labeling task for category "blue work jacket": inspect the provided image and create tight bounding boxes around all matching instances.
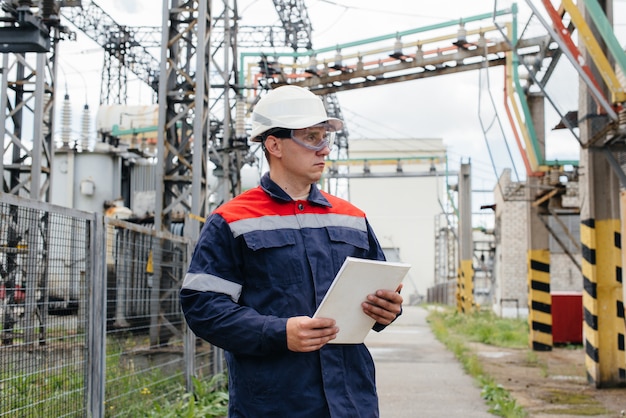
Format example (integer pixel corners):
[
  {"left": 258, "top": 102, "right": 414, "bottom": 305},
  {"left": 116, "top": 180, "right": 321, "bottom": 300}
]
[{"left": 181, "top": 173, "right": 389, "bottom": 417}]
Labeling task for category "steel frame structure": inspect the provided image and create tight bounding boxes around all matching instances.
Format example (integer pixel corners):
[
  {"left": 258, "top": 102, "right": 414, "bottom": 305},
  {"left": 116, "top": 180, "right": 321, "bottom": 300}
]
[{"left": 0, "top": 13, "right": 61, "bottom": 200}]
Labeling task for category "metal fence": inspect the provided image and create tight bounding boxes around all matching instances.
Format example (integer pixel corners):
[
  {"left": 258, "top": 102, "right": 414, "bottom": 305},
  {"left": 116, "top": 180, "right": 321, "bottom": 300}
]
[{"left": 0, "top": 193, "right": 220, "bottom": 417}]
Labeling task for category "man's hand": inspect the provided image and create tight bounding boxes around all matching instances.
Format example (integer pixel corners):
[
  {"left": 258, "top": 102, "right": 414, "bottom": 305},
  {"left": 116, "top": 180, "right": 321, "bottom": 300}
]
[
  {"left": 286, "top": 316, "right": 338, "bottom": 352},
  {"left": 362, "top": 284, "right": 404, "bottom": 326}
]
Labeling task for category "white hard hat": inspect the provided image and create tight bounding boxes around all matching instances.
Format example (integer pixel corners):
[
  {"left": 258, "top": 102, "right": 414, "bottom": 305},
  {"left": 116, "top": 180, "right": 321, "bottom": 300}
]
[{"left": 250, "top": 85, "right": 343, "bottom": 142}]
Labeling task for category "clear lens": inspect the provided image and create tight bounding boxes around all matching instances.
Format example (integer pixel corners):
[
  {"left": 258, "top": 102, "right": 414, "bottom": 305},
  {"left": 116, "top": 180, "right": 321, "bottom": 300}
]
[{"left": 290, "top": 123, "right": 336, "bottom": 151}]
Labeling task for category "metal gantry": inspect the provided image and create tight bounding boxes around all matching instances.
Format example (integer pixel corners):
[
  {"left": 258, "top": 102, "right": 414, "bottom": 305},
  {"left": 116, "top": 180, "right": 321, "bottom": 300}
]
[
  {"left": 61, "top": 0, "right": 161, "bottom": 104},
  {"left": 0, "top": 1, "right": 67, "bottom": 200}
]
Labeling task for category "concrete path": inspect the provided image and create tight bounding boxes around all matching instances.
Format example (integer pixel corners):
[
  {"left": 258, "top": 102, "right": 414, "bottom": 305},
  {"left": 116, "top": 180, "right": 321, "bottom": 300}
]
[{"left": 365, "top": 305, "right": 494, "bottom": 417}]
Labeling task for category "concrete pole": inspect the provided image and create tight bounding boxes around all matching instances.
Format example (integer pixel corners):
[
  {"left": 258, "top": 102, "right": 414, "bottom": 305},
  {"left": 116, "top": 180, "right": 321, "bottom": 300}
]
[
  {"left": 526, "top": 93, "right": 553, "bottom": 351},
  {"left": 456, "top": 162, "right": 474, "bottom": 313},
  {"left": 579, "top": 0, "right": 625, "bottom": 388}
]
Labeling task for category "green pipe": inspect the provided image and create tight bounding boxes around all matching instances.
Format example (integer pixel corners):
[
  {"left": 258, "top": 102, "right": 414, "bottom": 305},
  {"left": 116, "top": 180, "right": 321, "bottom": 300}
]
[
  {"left": 111, "top": 121, "right": 182, "bottom": 137},
  {"left": 111, "top": 124, "right": 158, "bottom": 136},
  {"left": 545, "top": 159, "right": 579, "bottom": 166},
  {"left": 305, "top": 9, "right": 513, "bottom": 55},
  {"left": 511, "top": 3, "right": 579, "bottom": 168},
  {"left": 510, "top": 3, "right": 546, "bottom": 167},
  {"left": 582, "top": 0, "right": 626, "bottom": 78}
]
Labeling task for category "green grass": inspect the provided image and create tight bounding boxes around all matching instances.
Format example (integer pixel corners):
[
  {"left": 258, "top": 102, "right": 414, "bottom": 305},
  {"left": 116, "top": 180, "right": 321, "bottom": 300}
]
[
  {"left": 104, "top": 351, "right": 185, "bottom": 416},
  {"left": 1, "top": 333, "right": 227, "bottom": 418},
  {"left": 433, "top": 306, "right": 529, "bottom": 348},
  {"left": 1, "top": 365, "right": 85, "bottom": 417},
  {"left": 103, "top": 336, "right": 228, "bottom": 417},
  {"left": 1, "top": 352, "right": 227, "bottom": 418},
  {"left": 426, "top": 305, "right": 528, "bottom": 417},
  {"left": 142, "top": 374, "right": 229, "bottom": 418}
]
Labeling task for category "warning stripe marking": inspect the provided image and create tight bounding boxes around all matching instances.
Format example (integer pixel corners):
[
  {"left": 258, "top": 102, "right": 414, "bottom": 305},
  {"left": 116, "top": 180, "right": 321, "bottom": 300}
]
[{"left": 528, "top": 249, "right": 552, "bottom": 351}]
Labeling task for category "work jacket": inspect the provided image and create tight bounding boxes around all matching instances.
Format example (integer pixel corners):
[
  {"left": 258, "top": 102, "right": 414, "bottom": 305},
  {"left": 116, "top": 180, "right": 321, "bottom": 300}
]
[{"left": 181, "top": 173, "right": 388, "bottom": 417}]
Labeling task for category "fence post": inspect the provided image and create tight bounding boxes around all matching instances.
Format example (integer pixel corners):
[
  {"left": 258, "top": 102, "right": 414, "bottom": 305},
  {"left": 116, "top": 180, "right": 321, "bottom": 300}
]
[
  {"left": 87, "top": 213, "right": 106, "bottom": 418},
  {"left": 184, "top": 238, "right": 196, "bottom": 391}
]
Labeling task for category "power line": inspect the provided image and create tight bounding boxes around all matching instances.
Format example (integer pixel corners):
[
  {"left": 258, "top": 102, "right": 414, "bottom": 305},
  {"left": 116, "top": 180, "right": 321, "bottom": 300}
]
[{"left": 315, "top": 0, "right": 451, "bottom": 20}]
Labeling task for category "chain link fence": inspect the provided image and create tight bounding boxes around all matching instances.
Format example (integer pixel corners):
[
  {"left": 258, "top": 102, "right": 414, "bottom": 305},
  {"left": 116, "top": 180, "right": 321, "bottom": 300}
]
[{"left": 0, "top": 194, "right": 220, "bottom": 417}]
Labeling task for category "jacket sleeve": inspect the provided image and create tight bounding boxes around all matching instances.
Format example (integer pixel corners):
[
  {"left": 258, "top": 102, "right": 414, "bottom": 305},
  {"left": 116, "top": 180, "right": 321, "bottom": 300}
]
[{"left": 180, "top": 214, "right": 288, "bottom": 356}]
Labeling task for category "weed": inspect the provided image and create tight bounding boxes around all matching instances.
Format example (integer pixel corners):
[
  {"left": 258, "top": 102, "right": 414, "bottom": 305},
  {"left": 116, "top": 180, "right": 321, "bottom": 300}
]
[{"left": 480, "top": 377, "right": 527, "bottom": 418}]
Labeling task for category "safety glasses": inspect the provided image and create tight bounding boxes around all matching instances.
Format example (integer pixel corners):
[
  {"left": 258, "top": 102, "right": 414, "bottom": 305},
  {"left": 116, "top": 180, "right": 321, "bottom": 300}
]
[{"left": 268, "top": 123, "right": 337, "bottom": 151}]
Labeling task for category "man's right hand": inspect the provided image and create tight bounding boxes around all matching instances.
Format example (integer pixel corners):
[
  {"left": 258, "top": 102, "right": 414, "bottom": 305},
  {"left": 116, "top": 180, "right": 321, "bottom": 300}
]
[{"left": 286, "top": 316, "right": 338, "bottom": 352}]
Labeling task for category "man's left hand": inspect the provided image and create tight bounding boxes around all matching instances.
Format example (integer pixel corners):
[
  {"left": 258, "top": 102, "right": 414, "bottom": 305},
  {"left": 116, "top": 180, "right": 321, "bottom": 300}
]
[{"left": 362, "top": 284, "right": 403, "bottom": 326}]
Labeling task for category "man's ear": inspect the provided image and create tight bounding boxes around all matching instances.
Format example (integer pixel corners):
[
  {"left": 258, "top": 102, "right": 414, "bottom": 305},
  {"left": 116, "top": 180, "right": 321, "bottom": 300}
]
[{"left": 264, "top": 135, "right": 283, "bottom": 159}]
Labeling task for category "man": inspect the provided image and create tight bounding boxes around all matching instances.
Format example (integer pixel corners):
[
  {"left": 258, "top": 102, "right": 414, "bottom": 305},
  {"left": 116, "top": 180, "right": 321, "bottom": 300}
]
[{"left": 180, "top": 85, "right": 403, "bottom": 417}]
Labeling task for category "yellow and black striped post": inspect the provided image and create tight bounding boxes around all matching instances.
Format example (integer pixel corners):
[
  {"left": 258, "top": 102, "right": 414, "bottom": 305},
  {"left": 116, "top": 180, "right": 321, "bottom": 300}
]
[
  {"left": 456, "top": 268, "right": 462, "bottom": 313},
  {"left": 527, "top": 249, "right": 552, "bottom": 351},
  {"left": 456, "top": 259, "right": 474, "bottom": 314},
  {"left": 620, "top": 191, "right": 626, "bottom": 383},
  {"left": 581, "top": 218, "right": 625, "bottom": 387}
]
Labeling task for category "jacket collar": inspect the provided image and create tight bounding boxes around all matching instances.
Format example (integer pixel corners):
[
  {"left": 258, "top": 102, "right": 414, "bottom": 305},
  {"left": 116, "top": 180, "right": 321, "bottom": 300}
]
[{"left": 259, "top": 172, "right": 332, "bottom": 208}]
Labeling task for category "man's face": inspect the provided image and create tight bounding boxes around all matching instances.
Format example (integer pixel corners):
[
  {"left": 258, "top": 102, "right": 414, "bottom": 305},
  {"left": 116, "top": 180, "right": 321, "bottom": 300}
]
[
  {"left": 266, "top": 128, "right": 332, "bottom": 185},
  {"left": 283, "top": 134, "right": 330, "bottom": 183}
]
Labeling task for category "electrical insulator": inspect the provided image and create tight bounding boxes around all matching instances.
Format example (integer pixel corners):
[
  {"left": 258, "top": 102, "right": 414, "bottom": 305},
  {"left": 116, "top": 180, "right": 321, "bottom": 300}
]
[
  {"left": 393, "top": 37, "right": 403, "bottom": 57},
  {"left": 457, "top": 23, "right": 467, "bottom": 44},
  {"left": 415, "top": 44, "right": 424, "bottom": 62},
  {"left": 235, "top": 99, "right": 245, "bottom": 138},
  {"left": 477, "top": 32, "right": 487, "bottom": 48},
  {"left": 334, "top": 49, "right": 342, "bottom": 68},
  {"left": 549, "top": 168, "right": 560, "bottom": 185},
  {"left": 619, "top": 107, "right": 626, "bottom": 132},
  {"left": 61, "top": 94, "right": 72, "bottom": 148},
  {"left": 306, "top": 55, "right": 318, "bottom": 74},
  {"left": 356, "top": 56, "right": 364, "bottom": 72},
  {"left": 80, "top": 104, "right": 91, "bottom": 151}
]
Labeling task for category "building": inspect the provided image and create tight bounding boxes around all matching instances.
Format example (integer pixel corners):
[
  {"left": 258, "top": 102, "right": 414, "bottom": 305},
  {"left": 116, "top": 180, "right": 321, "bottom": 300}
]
[
  {"left": 493, "top": 169, "right": 582, "bottom": 318},
  {"left": 342, "top": 138, "right": 450, "bottom": 304}
]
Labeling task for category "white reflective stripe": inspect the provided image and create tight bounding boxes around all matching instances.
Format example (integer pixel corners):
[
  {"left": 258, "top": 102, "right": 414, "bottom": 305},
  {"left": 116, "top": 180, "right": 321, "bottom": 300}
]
[
  {"left": 297, "top": 213, "right": 366, "bottom": 231},
  {"left": 182, "top": 273, "right": 242, "bottom": 303},
  {"left": 230, "top": 215, "right": 299, "bottom": 237},
  {"left": 229, "top": 213, "right": 366, "bottom": 237}
]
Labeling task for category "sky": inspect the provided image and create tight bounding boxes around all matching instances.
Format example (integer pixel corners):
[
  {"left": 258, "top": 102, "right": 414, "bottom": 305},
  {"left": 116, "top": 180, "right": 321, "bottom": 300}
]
[{"left": 55, "top": 0, "right": 626, "bottom": 228}]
